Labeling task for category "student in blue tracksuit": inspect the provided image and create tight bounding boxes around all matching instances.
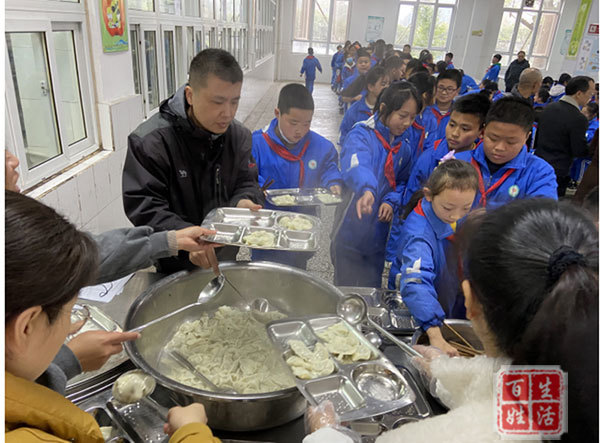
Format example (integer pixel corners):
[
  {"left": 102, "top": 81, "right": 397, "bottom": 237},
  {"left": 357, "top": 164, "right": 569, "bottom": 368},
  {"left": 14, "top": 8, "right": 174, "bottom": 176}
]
[
  {"left": 388, "top": 159, "right": 479, "bottom": 356},
  {"left": 454, "top": 96, "right": 558, "bottom": 209},
  {"left": 570, "top": 102, "right": 598, "bottom": 182},
  {"left": 444, "top": 52, "right": 455, "bottom": 70},
  {"left": 339, "top": 66, "right": 389, "bottom": 145},
  {"left": 252, "top": 84, "right": 342, "bottom": 269},
  {"left": 481, "top": 53, "right": 502, "bottom": 84},
  {"left": 330, "top": 45, "right": 344, "bottom": 91},
  {"left": 300, "top": 47, "right": 322, "bottom": 94},
  {"left": 459, "top": 71, "right": 478, "bottom": 94},
  {"left": 403, "top": 93, "right": 491, "bottom": 206},
  {"left": 331, "top": 82, "right": 420, "bottom": 287},
  {"left": 340, "top": 48, "right": 372, "bottom": 110},
  {"left": 422, "top": 69, "right": 462, "bottom": 144}
]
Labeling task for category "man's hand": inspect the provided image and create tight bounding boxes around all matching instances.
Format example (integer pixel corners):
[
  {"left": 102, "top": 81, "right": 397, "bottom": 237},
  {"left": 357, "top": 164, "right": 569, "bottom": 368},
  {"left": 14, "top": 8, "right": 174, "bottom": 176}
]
[
  {"left": 356, "top": 191, "right": 375, "bottom": 220},
  {"left": 329, "top": 185, "right": 342, "bottom": 195},
  {"left": 175, "top": 226, "right": 219, "bottom": 252},
  {"left": 163, "top": 404, "right": 208, "bottom": 436},
  {"left": 237, "top": 199, "right": 262, "bottom": 211},
  {"left": 67, "top": 330, "right": 140, "bottom": 372},
  {"left": 378, "top": 202, "right": 394, "bottom": 222}
]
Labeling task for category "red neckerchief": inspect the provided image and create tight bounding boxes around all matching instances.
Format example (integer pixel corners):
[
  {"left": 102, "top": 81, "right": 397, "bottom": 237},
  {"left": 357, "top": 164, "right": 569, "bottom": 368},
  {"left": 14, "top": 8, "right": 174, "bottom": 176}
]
[
  {"left": 412, "top": 121, "right": 425, "bottom": 153},
  {"left": 262, "top": 132, "right": 310, "bottom": 187},
  {"left": 430, "top": 106, "right": 451, "bottom": 125},
  {"left": 414, "top": 198, "right": 425, "bottom": 216},
  {"left": 433, "top": 139, "right": 443, "bottom": 151},
  {"left": 360, "top": 110, "right": 374, "bottom": 117},
  {"left": 470, "top": 157, "right": 515, "bottom": 208},
  {"left": 374, "top": 129, "right": 402, "bottom": 188},
  {"left": 306, "top": 55, "right": 314, "bottom": 59}
]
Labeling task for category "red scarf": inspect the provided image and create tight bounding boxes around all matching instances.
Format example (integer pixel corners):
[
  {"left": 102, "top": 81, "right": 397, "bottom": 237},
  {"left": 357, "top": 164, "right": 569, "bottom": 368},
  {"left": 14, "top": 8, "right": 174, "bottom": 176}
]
[
  {"left": 430, "top": 106, "right": 451, "bottom": 125},
  {"left": 470, "top": 157, "right": 515, "bottom": 207},
  {"left": 412, "top": 121, "right": 426, "bottom": 153},
  {"left": 262, "top": 132, "right": 310, "bottom": 187},
  {"left": 374, "top": 130, "right": 402, "bottom": 188}
]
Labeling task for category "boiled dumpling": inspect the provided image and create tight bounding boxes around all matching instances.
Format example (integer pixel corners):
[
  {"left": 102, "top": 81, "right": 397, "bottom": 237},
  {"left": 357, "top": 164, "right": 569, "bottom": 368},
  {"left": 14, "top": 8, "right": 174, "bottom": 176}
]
[{"left": 112, "top": 370, "right": 155, "bottom": 404}]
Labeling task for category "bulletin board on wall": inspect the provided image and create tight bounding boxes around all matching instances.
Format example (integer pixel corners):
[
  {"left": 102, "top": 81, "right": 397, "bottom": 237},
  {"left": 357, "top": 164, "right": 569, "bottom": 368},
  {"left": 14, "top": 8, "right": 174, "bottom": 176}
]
[{"left": 574, "top": 24, "right": 599, "bottom": 75}]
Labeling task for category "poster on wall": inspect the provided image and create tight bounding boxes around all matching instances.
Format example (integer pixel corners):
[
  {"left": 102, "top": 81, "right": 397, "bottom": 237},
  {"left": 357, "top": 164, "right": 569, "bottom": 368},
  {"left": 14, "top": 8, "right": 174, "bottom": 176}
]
[
  {"left": 575, "top": 37, "right": 599, "bottom": 75},
  {"left": 365, "top": 16, "right": 385, "bottom": 43},
  {"left": 567, "top": 0, "right": 593, "bottom": 58},
  {"left": 100, "top": 0, "right": 129, "bottom": 53}
]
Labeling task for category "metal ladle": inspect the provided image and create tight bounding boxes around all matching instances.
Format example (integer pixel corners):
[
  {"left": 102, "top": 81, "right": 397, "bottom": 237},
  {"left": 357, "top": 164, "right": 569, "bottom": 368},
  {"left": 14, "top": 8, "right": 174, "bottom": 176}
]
[
  {"left": 337, "top": 294, "right": 422, "bottom": 358},
  {"left": 128, "top": 275, "right": 226, "bottom": 333}
]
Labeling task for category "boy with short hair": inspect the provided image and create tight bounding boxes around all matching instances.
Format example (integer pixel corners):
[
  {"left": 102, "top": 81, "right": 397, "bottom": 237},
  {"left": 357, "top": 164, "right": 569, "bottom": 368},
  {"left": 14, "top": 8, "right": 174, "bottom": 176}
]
[
  {"left": 455, "top": 96, "right": 557, "bottom": 208},
  {"left": 403, "top": 44, "right": 411, "bottom": 55},
  {"left": 422, "top": 69, "right": 463, "bottom": 143},
  {"left": 445, "top": 52, "right": 455, "bottom": 70},
  {"left": 252, "top": 83, "right": 343, "bottom": 268},
  {"left": 331, "top": 45, "right": 344, "bottom": 92},
  {"left": 482, "top": 54, "right": 502, "bottom": 84},
  {"left": 300, "top": 47, "right": 322, "bottom": 94}
]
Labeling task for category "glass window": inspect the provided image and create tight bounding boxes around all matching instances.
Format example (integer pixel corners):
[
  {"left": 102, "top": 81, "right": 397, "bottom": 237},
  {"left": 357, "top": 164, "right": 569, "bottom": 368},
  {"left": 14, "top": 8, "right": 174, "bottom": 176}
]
[
  {"left": 496, "top": 11, "right": 518, "bottom": 52},
  {"left": 293, "top": 0, "right": 348, "bottom": 53},
  {"left": 129, "top": 0, "right": 154, "bottom": 11},
  {"left": 395, "top": 4, "right": 414, "bottom": 46},
  {"left": 6, "top": 32, "right": 62, "bottom": 169},
  {"left": 532, "top": 12, "right": 558, "bottom": 56},
  {"left": 131, "top": 29, "right": 142, "bottom": 95},
  {"left": 164, "top": 30, "right": 176, "bottom": 97},
  {"left": 185, "top": 0, "right": 200, "bottom": 16},
  {"left": 331, "top": 0, "right": 349, "bottom": 43},
  {"left": 413, "top": 5, "right": 434, "bottom": 47},
  {"left": 160, "top": 0, "right": 176, "bottom": 14},
  {"left": 513, "top": 11, "right": 537, "bottom": 52},
  {"left": 202, "top": 0, "right": 214, "bottom": 19},
  {"left": 186, "top": 26, "right": 194, "bottom": 67},
  {"left": 312, "top": 0, "right": 330, "bottom": 41},
  {"left": 294, "top": 0, "right": 310, "bottom": 40},
  {"left": 195, "top": 30, "right": 203, "bottom": 53},
  {"left": 394, "top": 1, "right": 456, "bottom": 53},
  {"left": 214, "top": 0, "right": 222, "bottom": 20},
  {"left": 144, "top": 31, "right": 160, "bottom": 110},
  {"left": 542, "top": 0, "right": 561, "bottom": 11},
  {"left": 504, "top": 0, "right": 522, "bottom": 7},
  {"left": 432, "top": 6, "right": 452, "bottom": 48},
  {"left": 53, "top": 31, "right": 86, "bottom": 146},
  {"left": 226, "top": 0, "right": 234, "bottom": 21}
]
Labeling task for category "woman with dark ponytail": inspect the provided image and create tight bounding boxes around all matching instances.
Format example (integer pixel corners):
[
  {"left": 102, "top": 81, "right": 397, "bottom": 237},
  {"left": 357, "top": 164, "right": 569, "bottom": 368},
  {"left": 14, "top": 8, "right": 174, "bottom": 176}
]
[{"left": 377, "top": 198, "right": 598, "bottom": 442}]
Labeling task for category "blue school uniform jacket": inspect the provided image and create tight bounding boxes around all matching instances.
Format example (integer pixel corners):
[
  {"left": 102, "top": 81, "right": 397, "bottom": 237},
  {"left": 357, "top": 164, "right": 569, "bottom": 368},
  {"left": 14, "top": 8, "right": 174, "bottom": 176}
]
[
  {"left": 341, "top": 64, "right": 355, "bottom": 83},
  {"left": 460, "top": 74, "right": 478, "bottom": 94},
  {"left": 422, "top": 104, "right": 452, "bottom": 144},
  {"left": 339, "top": 96, "right": 374, "bottom": 145},
  {"left": 252, "top": 118, "right": 342, "bottom": 198},
  {"left": 455, "top": 143, "right": 558, "bottom": 208},
  {"left": 482, "top": 63, "right": 501, "bottom": 83},
  {"left": 331, "top": 51, "right": 344, "bottom": 70},
  {"left": 301, "top": 56, "right": 322, "bottom": 80},
  {"left": 587, "top": 117, "right": 599, "bottom": 143},
  {"left": 342, "top": 70, "right": 360, "bottom": 90},
  {"left": 388, "top": 199, "right": 456, "bottom": 330},
  {"left": 335, "top": 115, "right": 413, "bottom": 253}
]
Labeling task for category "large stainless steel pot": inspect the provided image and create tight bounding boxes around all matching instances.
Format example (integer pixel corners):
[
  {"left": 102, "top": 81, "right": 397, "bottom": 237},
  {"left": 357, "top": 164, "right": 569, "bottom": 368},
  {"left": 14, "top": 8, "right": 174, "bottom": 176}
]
[{"left": 123, "top": 261, "right": 344, "bottom": 431}]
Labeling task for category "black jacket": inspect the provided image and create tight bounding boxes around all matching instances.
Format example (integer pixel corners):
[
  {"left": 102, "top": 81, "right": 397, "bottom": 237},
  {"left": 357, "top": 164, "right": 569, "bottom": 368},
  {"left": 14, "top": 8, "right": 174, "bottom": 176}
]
[
  {"left": 534, "top": 98, "right": 590, "bottom": 177},
  {"left": 123, "top": 85, "right": 263, "bottom": 272},
  {"left": 504, "top": 59, "right": 529, "bottom": 92}
]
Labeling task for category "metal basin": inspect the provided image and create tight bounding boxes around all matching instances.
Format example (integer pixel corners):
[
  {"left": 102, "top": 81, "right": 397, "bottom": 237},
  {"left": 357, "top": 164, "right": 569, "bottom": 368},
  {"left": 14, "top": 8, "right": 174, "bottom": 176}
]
[{"left": 123, "top": 261, "right": 344, "bottom": 431}]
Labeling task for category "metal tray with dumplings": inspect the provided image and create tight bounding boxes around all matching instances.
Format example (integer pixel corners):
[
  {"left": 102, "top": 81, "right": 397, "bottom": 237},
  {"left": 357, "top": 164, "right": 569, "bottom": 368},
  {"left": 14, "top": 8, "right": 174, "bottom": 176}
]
[
  {"left": 265, "top": 188, "right": 342, "bottom": 206},
  {"left": 200, "top": 207, "right": 321, "bottom": 251},
  {"left": 266, "top": 314, "right": 416, "bottom": 422}
]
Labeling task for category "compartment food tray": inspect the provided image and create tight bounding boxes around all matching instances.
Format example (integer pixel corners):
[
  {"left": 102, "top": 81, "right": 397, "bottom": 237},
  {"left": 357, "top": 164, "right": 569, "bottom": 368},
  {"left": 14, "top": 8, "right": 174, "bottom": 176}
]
[
  {"left": 265, "top": 188, "right": 342, "bottom": 206},
  {"left": 201, "top": 207, "right": 321, "bottom": 251},
  {"left": 267, "top": 315, "right": 416, "bottom": 422}
]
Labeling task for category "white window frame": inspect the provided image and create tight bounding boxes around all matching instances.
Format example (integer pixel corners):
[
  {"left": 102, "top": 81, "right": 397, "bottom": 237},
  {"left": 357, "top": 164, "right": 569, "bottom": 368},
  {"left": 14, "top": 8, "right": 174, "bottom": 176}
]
[
  {"left": 494, "top": 0, "right": 564, "bottom": 71},
  {"left": 5, "top": 13, "right": 98, "bottom": 189},
  {"left": 162, "top": 24, "right": 179, "bottom": 98},
  {"left": 394, "top": 0, "right": 457, "bottom": 57},
  {"left": 256, "top": 0, "right": 276, "bottom": 61},
  {"left": 292, "top": 0, "right": 351, "bottom": 55}
]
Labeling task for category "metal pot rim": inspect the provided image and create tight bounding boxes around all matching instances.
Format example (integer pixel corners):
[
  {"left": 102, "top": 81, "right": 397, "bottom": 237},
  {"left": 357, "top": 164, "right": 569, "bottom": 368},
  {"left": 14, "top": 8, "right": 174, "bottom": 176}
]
[{"left": 124, "top": 261, "right": 345, "bottom": 401}]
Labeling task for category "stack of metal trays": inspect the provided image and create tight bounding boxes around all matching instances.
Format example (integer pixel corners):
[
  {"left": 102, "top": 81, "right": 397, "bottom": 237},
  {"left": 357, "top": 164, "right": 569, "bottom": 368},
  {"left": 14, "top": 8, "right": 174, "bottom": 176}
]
[
  {"left": 265, "top": 188, "right": 342, "bottom": 206},
  {"left": 267, "top": 315, "right": 416, "bottom": 422},
  {"left": 337, "top": 287, "right": 418, "bottom": 335},
  {"left": 201, "top": 207, "right": 321, "bottom": 251}
]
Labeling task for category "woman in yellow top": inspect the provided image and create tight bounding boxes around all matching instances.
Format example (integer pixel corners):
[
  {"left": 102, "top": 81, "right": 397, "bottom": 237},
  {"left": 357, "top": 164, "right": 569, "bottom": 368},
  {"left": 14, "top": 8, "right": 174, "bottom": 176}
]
[{"left": 5, "top": 190, "right": 220, "bottom": 443}]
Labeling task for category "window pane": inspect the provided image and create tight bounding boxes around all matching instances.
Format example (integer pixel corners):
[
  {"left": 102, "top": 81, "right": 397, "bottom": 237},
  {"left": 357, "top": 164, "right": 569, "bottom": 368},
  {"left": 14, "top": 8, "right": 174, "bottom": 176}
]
[
  {"left": 395, "top": 4, "right": 413, "bottom": 46},
  {"left": 313, "top": 42, "right": 327, "bottom": 54},
  {"left": 214, "top": 0, "right": 222, "bottom": 19},
  {"left": 131, "top": 30, "right": 141, "bottom": 95},
  {"left": 202, "top": 0, "right": 214, "bottom": 18},
  {"left": 312, "top": 0, "right": 331, "bottom": 41},
  {"left": 129, "top": 0, "right": 154, "bottom": 11},
  {"left": 432, "top": 7, "right": 452, "bottom": 48},
  {"left": 294, "top": 0, "right": 310, "bottom": 40},
  {"left": 292, "top": 40, "right": 309, "bottom": 53},
  {"left": 144, "top": 31, "right": 160, "bottom": 110},
  {"left": 185, "top": 0, "right": 200, "bottom": 16},
  {"left": 413, "top": 5, "right": 434, "bottom": 48},
  {"left": 542, "top": 0, "right": 561, "bottom": 11},
  {"left": 532, "top": 12, "right": 558, "bottom": 56},
  {"left": 504, "top": 0, "right": 522, "bottom": 7},
  {"left": 514, "top": 11, "right": 537, "bottom": 52},
  {"left": 438, "top": 0, "right": 456, "bottom": 3},
  {"left": 53, "top": 31, "right": 86, "bottom": 146},
  {"left": 234, "top": 0, "right": 242, "bottom": 21},
  {"left": 331, "top": 1, "right": 349, "bottom": 43},
  {"left": 160, "top": 0, "right": 176, "bottom": 13},
  {"left": 186, "top": 27, "right": 194, "bottom": 68},
  {"left": 6, "top": 32, "right": 62, "bottom": 169},
  {"left": 195, "top": 30, "right": 203, "bottom": 53},
  {"left": 496, "top": 11, "right": 517, "bottom": 52},
  {"left": 420, "top": 0, "right": 434, "bottom": 3},
  {"left": 530, "top": 56, "right": 547, "bottom": 69},
  {"left": 523, "top": 0, "right": 542, "bottom": 9},
  {"left": 164, "top": 31, "right": 176, "bottom": 97}
]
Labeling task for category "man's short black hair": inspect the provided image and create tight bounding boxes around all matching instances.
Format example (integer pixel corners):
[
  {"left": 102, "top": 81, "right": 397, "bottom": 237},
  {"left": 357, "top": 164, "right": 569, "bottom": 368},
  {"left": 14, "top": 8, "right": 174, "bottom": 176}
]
[
  {"left": 566, "top": 76, "right": 594, "bottom": 96},
  {"left": 436, "top": 61, "right": 448, "bottom": 75},
  {"left": 356, "top": 48, "right": 370, "bottom": 60},
  {"left": 452, "top": 94, "right": 492, "bottom": 128},
  {"left": 189, "top": 48, "right": 243, "bottom": 88},
  {"left": 403, "top": 44, "right": 411, "bottom": 48},
  {"left": 308, "top": 47, "right": 314, "bottom": 55},
  {"left": 537, "top": 87, "right": 550, "bottom": 103},
  {"left": 558, "top": 73, "right": 572, "bottom": 85},
  {"left": 277, "top": 83, "right": 314, "bottom": 114},
  {"left": 584, "top": 102, "right": 599, "bottom": 116},
  {"left": 436, "top": 68, "right": 462, "bottom": 88},
  {"left": 542, "top": 76, "right": 554, "bottom": 86},
  {"left": 485, "top": 96, "right": 534, "bottom": 132},
  {"left": 493, "top": 53, "right": 502, "bottom": 61},
  {"left": 446, "top": 52, "right": 454, "bottom": 59}
]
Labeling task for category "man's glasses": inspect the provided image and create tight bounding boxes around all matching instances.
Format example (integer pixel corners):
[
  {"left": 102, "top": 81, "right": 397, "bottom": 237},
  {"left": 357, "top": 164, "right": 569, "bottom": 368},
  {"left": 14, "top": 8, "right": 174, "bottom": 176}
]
[{"left": 437, "top": 86, "right": 458, "bottom": 94}]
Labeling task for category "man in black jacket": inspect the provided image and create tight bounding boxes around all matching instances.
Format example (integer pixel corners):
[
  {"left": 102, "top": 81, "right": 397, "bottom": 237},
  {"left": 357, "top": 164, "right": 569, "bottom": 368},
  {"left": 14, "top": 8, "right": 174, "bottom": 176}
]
[
  {"left": 535, "top": 75, "right": 595, "bottom": 197},
  {"left": 123, "top": 49, "right": 264, "bottom": 272},
  {"left": 504, "top": 51, "right": 530, "bottom": 92}
]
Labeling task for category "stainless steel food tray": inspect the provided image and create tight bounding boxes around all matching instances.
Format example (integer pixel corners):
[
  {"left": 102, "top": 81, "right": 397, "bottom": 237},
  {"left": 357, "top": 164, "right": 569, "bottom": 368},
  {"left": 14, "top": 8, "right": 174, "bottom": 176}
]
[
  {"left": 265, "top": 188, "right": 342, "bottom": 206},
  {"left": 267, "top": 315, "right": 416, "bottom": 422},
  {"left": 201, "top": 207, "right": 321, "bottom": 251},
  {"left": 338, "top": 287, "right": 418, "bottom": 334}
]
